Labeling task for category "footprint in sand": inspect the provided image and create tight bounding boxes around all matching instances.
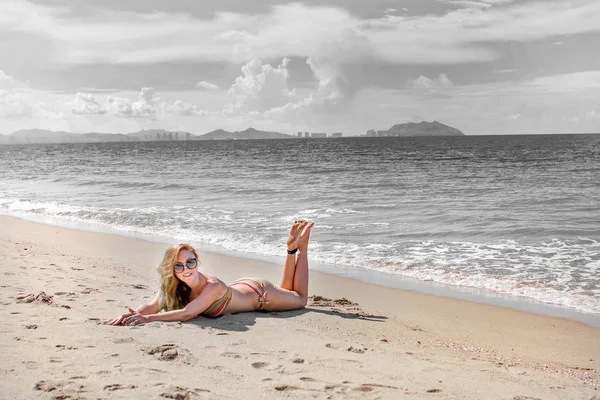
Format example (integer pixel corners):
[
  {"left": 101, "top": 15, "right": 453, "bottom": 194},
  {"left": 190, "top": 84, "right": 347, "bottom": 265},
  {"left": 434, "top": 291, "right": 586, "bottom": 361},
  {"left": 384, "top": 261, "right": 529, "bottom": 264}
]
[
  {"left": 251, "top": 361, "right": 269, "bottom": 369},
  {"left": 158, "top": 384, "right": 210, "bottom": 399},
  {"left": 347, "top": 346, "right": 368, "bottom": 354},
  {"left": 104, "top": 383, "right": 136, "bottom": 391},
  {"left": 112, "top": 337, "right": 134, "bottom": 344},
  {"left": 35, "top": 380, "right": 86, "bottom": 397},
  {"left": 143, "top": 344, "right": 194, "bottom": 363},
  {"left": 274, "top": 385, "right": 298, "bottom": 392},
  {"left": 35, "top": 380, "right": 58, "bottom": 392},
  {"left": 220, "top": 352, "right": 242, "bottom": 359}
]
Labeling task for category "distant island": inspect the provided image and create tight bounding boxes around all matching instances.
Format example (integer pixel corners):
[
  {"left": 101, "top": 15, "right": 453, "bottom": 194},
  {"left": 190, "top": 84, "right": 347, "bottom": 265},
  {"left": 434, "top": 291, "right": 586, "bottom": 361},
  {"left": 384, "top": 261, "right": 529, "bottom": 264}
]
[
  {"left": 0, "top": 121, "right": 464, "bottom": 144},
  {"left": 366, "top": 121, "right": 464, "bottom": 137}
]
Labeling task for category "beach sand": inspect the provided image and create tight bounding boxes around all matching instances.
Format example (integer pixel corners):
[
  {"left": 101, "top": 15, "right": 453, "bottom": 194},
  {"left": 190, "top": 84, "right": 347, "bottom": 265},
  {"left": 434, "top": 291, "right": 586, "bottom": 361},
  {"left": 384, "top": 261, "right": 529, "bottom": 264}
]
[{"left": 0, "top": 215, "right": 598, "bottom": 399}]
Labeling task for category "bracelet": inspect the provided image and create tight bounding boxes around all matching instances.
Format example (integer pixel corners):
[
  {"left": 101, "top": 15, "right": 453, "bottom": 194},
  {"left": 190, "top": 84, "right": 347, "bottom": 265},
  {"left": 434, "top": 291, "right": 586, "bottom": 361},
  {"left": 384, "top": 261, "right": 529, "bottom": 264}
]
[{"left": 287, "top": 248, "right": 298, "bottom": 254}]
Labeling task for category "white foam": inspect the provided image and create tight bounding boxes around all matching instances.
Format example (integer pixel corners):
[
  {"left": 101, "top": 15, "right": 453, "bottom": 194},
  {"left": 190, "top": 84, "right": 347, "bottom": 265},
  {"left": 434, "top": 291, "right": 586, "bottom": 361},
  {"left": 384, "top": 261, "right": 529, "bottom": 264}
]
[{"left": 1, "top": 195, "right": 598, "bottom": 315}]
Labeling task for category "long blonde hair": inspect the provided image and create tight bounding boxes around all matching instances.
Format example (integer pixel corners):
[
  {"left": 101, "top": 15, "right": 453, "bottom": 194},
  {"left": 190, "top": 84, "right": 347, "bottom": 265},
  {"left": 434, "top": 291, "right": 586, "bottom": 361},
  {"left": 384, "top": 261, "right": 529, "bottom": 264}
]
[{"left": 157, "top": 244, "right": 200, "bottom": 311}]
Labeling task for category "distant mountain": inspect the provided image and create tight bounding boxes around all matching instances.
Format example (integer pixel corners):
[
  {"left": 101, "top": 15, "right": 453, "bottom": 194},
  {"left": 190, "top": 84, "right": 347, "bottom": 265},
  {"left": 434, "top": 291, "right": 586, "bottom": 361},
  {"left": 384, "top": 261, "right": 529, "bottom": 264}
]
[
  {"left": 1, "top": 127, "right": 295, "bottom": 144},
  {"left": 199, "top": 127, "right": 293, "bottom": 140},
  {"left": 6, "top": 129, "right": 137, "bottom": 143},
  {"left": 370, "top": 121, "right": 464, "bottom": 137}
]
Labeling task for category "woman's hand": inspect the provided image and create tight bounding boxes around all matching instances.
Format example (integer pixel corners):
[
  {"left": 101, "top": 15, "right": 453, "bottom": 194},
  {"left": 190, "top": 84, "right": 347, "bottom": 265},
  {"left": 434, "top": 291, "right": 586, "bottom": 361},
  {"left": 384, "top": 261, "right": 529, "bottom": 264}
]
[
  {"left": 287, "top": 220, "right": 315, "bottom": 251},
  {"left": 106, "top": 308, "right": 151, "bottom": 326},
  {"left": 121, "top": 308, "right": 152, "bottom": 325},
  {"left": 106, "top": 310, "right": 135, "bottom": 326}
]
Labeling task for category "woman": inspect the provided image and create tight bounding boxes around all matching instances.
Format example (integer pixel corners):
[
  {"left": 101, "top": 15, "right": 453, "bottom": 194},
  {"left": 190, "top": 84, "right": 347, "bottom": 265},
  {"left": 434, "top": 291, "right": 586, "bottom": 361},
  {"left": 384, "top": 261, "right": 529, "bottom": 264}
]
[{"left": 108, "top": 220, "right": 314, "bottom": 325}]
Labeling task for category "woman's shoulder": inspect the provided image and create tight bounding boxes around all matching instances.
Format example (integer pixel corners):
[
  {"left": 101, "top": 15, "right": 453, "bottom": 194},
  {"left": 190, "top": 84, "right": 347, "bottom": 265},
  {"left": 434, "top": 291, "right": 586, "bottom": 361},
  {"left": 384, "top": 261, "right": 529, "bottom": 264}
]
[{"left": 204, "top": 275, "right": 226, "bottom": 287}]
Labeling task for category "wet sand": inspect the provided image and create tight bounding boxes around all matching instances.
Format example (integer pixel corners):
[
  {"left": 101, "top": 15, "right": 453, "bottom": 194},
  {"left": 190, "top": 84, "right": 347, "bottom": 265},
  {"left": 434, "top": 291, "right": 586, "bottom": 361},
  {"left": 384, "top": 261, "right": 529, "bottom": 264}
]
[{"left": 1, "top": 215, "right": 598, "bottom": 399}]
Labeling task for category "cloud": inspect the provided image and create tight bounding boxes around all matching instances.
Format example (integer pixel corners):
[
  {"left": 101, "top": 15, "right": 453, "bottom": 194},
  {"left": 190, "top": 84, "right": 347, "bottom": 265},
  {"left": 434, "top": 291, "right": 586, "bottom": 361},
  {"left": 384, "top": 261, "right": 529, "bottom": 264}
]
[
  {"left": 106, "top": 95, "right": 133, "bottom": 117},
  {"left": 106, "top": 87, "right": 162, "bottom": 118},
  {"left": 35, "top": 101, "right": 66, "bottom": 120},
  {"left": 71, "top": 92, "right": 107, "bottom": 115},
  {"left": 0, "top": 70, "right": 29, "bottom": 90},
  {"left": 0, "top": 90, "right": 32, "bottom": 118},
  {"left": 224, "top": 58, "right": 295, "bottom": 115},
  {"left": 4, "top": 1, "right": 600, "bottom": 67},
  {"left": 196, "top": 81, "right": 220, "bottom": 90},
  {"left": 410, "top": 74, "right": 454, "bottom": 90},
  {"left": 439, "top": 0, "right": 515, "bottom": 9},
  {"left": 525, "top": 71, "right": 600, "bottom": 93},
  {"left": 0, "top": 70, "right": 18, "bottom": 89},
  {"left": 168, "top": 100, "right": 208, "bottom": 116},
  {"left": 492, "top": 69, "right": 518, "bottom": 74}
]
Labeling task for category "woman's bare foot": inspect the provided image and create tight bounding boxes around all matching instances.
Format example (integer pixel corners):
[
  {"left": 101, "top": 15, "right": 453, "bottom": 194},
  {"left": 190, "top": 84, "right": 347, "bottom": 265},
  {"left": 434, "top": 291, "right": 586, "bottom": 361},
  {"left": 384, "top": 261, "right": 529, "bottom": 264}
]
[{"left": 287, "top": 220, "right": 314, "bottom": 251}]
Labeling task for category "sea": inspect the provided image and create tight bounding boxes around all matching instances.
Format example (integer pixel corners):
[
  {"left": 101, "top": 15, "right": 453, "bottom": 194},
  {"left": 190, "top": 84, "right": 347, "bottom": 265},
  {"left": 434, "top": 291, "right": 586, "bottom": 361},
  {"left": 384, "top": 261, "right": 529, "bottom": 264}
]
[{"left": 1, "top": 135, "right": 599, "bottom": 323}]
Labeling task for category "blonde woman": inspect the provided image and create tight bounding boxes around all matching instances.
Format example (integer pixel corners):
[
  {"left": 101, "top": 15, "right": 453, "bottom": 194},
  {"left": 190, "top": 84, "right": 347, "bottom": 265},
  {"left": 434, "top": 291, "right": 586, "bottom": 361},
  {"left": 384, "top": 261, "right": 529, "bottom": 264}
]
[{"left": 108, "top": 220, "right": 314, "bottom": 325}]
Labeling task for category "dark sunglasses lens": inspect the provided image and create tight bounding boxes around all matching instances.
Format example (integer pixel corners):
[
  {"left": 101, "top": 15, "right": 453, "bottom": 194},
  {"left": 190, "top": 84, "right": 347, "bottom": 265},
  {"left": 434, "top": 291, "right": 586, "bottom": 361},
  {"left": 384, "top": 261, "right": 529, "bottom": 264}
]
[
  {"left": 186, "top": 258, "right": 197, "bottom": 269},
  {"left": 174, "top": 262, "right": 185, "bottom": 273}
]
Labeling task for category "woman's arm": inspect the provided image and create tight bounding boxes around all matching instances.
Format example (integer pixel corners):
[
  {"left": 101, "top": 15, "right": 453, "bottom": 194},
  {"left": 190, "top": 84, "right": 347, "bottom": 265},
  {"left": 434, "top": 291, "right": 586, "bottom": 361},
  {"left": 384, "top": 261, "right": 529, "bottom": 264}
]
[
  {"left": 135, "top": 292, "right": 160, "bottom": 315},
  {"left": 106, "top": 292, "right": 160, "bottom": 325},
  {"left": 123, "top": 282, "right": 222, "bottom": 324}
]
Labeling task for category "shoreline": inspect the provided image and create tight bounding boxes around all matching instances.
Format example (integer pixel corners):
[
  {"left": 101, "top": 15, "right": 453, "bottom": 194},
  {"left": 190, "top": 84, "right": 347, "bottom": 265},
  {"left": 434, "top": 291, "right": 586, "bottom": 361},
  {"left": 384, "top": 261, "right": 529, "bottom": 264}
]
[
  {"left": 1, "top": 215, "right": 598, "bottom": 398},
  {"left": 2, "top": 213, "right": 599, "bottom": 327}
]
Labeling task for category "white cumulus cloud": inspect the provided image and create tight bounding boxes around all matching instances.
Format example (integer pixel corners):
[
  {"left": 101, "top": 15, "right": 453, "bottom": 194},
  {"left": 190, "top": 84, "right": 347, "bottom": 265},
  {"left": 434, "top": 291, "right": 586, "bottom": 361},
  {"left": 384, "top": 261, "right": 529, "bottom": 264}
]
[
  {"left": 411, "top": 74, "right": 454, "bottom": 90},
  {"left": 106, "top": 87, "right": 162, "bottom": 118},
  {"left": 196, "top": 81, "right": 220, "bottom": 90},
  {"left": 168, "top": 100, "right": 208, "bottom": 116},
  {"left": 224, "top": 58, "right": 295, "bottom": 115},
  {"left": 0, "top": 90, "right": 32, "bottom": 118},
  {"left": 71, "top": 92, "right": 107, "bottom": 114}
]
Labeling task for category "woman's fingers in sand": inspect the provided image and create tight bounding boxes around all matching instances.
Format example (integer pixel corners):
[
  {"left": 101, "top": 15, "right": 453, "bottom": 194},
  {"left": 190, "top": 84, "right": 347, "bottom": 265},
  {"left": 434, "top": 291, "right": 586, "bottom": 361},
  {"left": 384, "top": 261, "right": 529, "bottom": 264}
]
[
  {"left": 121, "top": 308, "right": 150, "bottom": 325},
  {"left": 105, "top": 309, "right": 136, "bottom": 325}
]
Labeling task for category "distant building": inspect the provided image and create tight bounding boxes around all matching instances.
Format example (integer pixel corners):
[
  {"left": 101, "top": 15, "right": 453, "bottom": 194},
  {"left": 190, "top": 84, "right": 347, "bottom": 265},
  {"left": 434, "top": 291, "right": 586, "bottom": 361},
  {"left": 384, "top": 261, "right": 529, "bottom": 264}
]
[
  {"left": 367, "top": 129, "right": 376, "bottom": 137},
  {"left": 304, "top": 132, "right": 310, "bottom": 137},
  {"left": 331, "top": 132, "right": 342, "bottom": 138},
  {"left": 297, "top": 132, "right": 303, "bottom": 137},
  {"left": 311, "top": 133, "right": 327, "bottom": 138},
  {"left": 376, "top": 130, "right": 386, "bottom": 137},
  {"left": 186, "top": 132, "right": 191, "bottom": 140}
]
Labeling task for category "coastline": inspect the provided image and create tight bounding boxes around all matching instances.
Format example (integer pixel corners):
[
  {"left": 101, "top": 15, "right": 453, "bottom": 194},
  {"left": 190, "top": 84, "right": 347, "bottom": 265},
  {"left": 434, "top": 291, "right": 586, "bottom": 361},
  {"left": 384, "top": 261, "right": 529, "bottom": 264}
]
[
  {"left": 3, "top": 212, "right": 599, "bottom": 327},
  {"left": 1, "top": 215, "right": 598, "bottom": 399}
]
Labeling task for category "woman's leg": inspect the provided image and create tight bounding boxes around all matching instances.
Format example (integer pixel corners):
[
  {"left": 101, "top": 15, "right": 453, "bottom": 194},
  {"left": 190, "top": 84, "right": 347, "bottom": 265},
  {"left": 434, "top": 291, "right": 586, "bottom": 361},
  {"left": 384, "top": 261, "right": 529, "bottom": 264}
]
[
  {"left": 265, "top": 221, "right": 314, "bottom": 311},
  {"left": 279, "top": 253, "right": 297, "bottom": 290},
  {"left": 280, "top": 221, "right": 301, "bottom": 290},
  {"left": 292, "top": 250, "right": 309, "bottom": 302}
]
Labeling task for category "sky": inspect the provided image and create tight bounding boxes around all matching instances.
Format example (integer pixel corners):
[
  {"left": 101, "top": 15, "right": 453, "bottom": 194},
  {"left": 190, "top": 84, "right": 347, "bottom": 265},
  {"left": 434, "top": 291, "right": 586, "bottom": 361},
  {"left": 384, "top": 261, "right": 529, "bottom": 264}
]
[{"left": 1, "top": 0, "right": 599, "bottom": 136}]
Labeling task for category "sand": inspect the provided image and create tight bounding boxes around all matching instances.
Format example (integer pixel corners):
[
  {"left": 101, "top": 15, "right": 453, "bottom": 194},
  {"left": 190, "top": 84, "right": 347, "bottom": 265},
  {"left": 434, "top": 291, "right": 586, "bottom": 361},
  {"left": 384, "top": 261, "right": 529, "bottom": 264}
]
[{"left": 0, "top": 215, "right": 598, "bottom": 399}]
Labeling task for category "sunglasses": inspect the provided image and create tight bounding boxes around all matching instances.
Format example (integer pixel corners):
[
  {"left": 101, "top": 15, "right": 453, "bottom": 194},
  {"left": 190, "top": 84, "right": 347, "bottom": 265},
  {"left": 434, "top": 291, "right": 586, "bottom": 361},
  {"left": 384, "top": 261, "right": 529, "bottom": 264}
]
[{"left": 173, "top": 257, "right": 198, "bottom": 273}]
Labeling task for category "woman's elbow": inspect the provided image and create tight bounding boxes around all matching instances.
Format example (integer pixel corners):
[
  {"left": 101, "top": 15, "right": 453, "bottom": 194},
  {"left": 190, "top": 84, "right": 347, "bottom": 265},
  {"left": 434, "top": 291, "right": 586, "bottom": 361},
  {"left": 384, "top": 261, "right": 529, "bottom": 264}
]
[{"left": 180, "top": 309, "right": 198, "bottom": 321}]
